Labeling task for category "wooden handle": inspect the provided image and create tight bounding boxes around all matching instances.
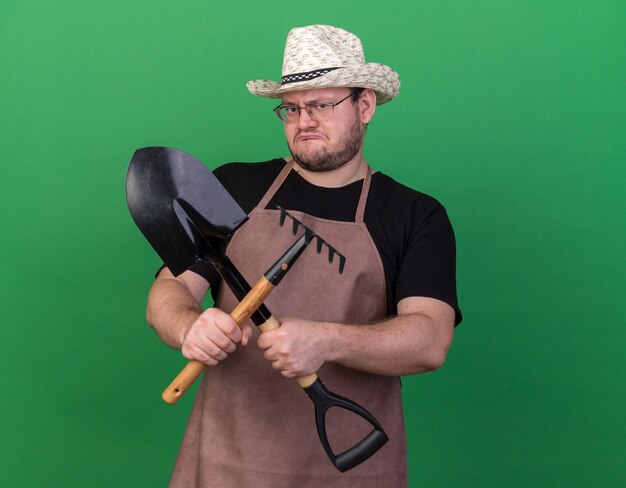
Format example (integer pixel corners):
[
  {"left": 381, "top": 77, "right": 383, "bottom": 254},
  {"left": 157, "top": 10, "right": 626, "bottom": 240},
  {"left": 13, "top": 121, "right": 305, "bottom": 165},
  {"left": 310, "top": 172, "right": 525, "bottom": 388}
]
[
  {"left": 258, "top": 316, "right": 318, "bottom": 389},
  {"left": 231, "top": 276, "right": 275, "bottom": 324},
  {"left": 162, "top": 360, "right": 206, "bottom": 404},
  {"left": 162, "top": 276, "right": 276, "bottom": 404}
]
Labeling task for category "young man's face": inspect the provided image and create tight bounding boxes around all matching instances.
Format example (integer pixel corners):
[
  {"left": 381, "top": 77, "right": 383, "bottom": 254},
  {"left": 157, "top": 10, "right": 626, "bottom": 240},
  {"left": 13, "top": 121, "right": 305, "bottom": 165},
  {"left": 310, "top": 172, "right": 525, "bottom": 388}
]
[{"left": 279, "top": 88, "right": 371, "bottom": 172}]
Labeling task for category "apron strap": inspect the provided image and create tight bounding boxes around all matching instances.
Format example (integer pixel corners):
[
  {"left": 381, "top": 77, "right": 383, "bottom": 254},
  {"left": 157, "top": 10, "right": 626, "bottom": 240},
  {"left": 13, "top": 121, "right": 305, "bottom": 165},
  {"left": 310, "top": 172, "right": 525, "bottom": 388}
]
[
  {"left": 257, "top": 160, "right": 373, "bottom": 224},
  {"left": 355, "top": 165, "right": 373, "bottom": 223},
  {"left": 257, "top": 160, "right": 294, "bottom": 210}
]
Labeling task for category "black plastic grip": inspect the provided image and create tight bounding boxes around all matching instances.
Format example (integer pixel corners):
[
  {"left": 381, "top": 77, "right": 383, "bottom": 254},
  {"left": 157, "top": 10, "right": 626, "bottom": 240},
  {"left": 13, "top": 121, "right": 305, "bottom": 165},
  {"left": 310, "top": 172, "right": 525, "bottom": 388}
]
[
  {"left": 304, "top": 378, "right": 388, "bottom": 472},
  {"left": 334, "top": 429, "right": 389, "bottom": 473}
]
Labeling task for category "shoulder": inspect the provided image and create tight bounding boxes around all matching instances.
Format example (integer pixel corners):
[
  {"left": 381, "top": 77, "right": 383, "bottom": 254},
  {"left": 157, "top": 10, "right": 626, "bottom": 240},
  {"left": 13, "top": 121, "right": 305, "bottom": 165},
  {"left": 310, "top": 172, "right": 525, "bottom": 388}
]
[
  {"left": 367, "top": 172, "right": 461, "bottom": 324},
  {"left": 368, "top": 172, "right": 449, "bottom": 231}
]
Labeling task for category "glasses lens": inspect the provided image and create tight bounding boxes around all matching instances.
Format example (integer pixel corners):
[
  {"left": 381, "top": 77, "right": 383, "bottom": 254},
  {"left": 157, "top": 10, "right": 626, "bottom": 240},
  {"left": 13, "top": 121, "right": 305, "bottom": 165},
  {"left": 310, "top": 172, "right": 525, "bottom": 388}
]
[
  {"left": 274, "top": 107, "right": 285, "bottom": 121},
  {"left": 308, "top": 103, "right": 333, "bottom": 120},
  {"left": 276, "top": 106, "right": 299, "bottom": 122}
]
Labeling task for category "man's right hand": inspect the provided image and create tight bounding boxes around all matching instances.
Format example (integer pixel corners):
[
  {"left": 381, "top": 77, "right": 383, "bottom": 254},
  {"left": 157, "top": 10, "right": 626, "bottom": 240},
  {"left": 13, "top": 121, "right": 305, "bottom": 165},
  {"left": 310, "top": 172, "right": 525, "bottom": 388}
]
[{"left": 180, "top": 308, "right": 254, "bottom": 366}]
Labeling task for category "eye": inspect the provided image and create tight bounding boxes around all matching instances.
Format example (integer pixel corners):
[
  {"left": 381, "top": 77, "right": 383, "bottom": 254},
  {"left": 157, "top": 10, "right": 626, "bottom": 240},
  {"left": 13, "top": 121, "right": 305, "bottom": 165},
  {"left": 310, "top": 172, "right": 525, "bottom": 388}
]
[
  {"left": 284, "top": 106, "right": 299, "bottom": 114},
  {"left": 315, "top": 103, "right": 332, "bottom": 111}
]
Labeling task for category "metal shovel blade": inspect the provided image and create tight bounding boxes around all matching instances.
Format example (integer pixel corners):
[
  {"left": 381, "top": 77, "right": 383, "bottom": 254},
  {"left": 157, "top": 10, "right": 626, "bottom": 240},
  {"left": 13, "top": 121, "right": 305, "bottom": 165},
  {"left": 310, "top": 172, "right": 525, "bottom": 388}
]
[{"left": 125, "top": 146, "right": 248, "bottom": 275}]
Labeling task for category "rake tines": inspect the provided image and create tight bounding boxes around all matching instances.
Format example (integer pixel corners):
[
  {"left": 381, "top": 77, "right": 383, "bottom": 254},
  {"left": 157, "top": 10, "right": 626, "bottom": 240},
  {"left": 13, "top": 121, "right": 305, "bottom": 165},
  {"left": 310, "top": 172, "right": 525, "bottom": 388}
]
[{"left": 277, "top": 206, "right": 346, "bottom": 274}]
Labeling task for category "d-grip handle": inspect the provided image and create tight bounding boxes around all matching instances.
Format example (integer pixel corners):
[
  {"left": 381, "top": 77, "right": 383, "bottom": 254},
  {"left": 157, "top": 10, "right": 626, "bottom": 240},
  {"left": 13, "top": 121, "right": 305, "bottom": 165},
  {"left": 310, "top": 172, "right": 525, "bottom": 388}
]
[
  {"left": 162, "top": 276, "right": 276, "bottom": 404},
  {"left": 304, "top": 379, "right": 389, "bottom": 472},
  {"left": 258, "top": 316, "right": 388, "bottom": 471}
]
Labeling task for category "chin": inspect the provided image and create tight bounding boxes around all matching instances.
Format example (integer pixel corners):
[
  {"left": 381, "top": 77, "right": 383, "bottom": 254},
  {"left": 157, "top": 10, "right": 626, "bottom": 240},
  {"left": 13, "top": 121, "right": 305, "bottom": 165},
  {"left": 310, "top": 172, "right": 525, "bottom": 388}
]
[{"left": 293, "top": 155, "right": 349, "bottom": 173}]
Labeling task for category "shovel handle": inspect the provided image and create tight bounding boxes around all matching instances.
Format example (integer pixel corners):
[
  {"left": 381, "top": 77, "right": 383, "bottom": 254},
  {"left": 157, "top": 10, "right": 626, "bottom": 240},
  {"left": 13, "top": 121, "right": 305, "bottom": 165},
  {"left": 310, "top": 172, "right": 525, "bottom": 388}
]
[
  {"left": 257, "top": 315, "right": 388, "bottom": 471},
  {"left": 162, "top": 276, "right": 276, "bottom": 404},
  {"left": 305, "top": 379, "right": 389, "bottom": 472}
]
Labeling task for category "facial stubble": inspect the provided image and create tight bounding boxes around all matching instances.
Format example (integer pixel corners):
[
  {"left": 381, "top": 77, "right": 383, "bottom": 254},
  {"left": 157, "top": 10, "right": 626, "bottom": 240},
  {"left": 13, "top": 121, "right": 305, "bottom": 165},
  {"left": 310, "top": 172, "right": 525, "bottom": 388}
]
[{"left": 288, "top": 118, "right": 365, "bottom": 172}]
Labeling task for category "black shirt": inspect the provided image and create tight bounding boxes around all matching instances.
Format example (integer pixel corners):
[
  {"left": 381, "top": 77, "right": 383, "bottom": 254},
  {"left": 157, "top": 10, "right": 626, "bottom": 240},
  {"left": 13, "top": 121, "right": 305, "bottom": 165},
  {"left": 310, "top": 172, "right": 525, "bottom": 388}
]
[{"left": 191, "top": 159, "right": 461, "bottom": 324}]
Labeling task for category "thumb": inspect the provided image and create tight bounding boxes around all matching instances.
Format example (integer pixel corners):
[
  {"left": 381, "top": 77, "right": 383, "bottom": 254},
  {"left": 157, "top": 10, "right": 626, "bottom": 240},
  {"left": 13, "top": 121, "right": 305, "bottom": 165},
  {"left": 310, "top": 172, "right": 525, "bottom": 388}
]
[{"left": 240, "top": 324, "right": 254, "bottom": 346}]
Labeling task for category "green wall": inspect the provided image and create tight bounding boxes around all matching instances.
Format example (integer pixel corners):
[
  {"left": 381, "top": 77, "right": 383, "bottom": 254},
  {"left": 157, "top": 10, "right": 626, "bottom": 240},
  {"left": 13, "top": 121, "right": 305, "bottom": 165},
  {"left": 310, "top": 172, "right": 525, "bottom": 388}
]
[{"left": 1, "top": 1, "right": 624, "bottom": 486}]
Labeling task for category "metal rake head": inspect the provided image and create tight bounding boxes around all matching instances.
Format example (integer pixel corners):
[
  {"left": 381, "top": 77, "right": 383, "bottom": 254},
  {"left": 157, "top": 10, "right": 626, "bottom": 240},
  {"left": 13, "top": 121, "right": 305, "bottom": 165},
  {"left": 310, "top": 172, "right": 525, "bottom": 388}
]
[{"left": 277, "top": 206, "right": 346, "bottom": 274}]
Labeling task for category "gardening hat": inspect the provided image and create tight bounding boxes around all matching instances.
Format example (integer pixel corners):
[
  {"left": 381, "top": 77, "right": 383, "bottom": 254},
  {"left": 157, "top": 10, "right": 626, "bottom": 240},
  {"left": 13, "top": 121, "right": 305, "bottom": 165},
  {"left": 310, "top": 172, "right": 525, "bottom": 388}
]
[{"left": 247, "top": 25, "right": 400, "bottom": 105}]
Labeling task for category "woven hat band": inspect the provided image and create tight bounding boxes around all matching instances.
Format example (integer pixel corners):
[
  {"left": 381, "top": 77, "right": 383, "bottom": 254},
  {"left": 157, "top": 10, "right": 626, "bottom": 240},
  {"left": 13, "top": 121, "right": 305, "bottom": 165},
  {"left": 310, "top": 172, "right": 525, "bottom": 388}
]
[{"left": 281, "top": 67, "right": 340, "bottom": 86}]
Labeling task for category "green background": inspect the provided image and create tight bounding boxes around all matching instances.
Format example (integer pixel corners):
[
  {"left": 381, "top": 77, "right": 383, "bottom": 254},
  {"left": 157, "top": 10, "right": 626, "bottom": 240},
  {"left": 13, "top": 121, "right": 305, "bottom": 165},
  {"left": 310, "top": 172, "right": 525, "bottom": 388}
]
[{"left": 1, "top": 1, "right": 624, "bottom": 486}]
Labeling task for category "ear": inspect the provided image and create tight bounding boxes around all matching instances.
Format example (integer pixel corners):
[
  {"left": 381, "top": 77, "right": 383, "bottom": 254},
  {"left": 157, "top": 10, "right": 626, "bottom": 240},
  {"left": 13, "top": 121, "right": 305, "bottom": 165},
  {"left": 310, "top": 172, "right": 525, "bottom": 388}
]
[{"left": 358, "top": 89, "right": 377, "bottom": 124}]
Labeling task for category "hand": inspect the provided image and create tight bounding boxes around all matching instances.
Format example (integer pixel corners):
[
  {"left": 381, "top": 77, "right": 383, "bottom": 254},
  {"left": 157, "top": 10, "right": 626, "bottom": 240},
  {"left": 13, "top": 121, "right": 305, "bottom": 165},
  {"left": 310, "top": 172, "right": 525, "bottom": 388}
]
[
  {"left": 256, "top": 318, "right": 329, "bottom": 378},
  {"left": 181, "top": 308, "right": 253, "bottom": 366}
]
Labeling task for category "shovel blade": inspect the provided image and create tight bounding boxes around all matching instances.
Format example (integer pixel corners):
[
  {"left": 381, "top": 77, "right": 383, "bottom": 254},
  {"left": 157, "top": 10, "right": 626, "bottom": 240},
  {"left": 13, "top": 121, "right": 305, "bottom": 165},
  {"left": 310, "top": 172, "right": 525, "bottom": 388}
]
[{"left": 125, "top": 146, "right": 248, "bottom": 275}]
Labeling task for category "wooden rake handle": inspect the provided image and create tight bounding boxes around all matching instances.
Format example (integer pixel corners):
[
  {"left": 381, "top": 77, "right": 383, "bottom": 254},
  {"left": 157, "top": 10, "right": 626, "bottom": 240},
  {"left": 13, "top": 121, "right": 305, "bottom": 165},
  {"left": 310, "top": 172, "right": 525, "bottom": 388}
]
[
  {"left": 162, "top": 230, "right": 327, "bottom": 404},
  {"left": 162, "top": 276, "right": 276, "bottom": 404}
]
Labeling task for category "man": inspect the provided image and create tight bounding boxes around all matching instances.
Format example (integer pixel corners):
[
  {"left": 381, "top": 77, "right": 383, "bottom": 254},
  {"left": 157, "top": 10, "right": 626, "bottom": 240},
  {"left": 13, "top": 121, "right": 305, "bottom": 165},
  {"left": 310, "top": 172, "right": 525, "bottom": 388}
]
[{"left": 147, "top": 25, "right": 461, "bottom": 487}]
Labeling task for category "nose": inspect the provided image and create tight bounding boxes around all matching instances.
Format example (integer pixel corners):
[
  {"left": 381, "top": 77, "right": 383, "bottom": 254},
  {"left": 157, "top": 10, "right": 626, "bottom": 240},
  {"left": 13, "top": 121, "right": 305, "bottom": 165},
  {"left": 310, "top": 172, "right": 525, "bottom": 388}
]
[{"left": 297, "top": 108, "right": 318, "bottom": 129}]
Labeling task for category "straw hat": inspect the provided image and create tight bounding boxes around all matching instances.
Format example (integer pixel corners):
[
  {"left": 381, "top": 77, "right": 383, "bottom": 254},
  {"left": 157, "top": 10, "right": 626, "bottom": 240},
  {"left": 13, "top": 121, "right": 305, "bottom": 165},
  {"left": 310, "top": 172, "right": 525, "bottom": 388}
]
[{"left": 247, "top": 25, "right": 400, "bottom": 105}]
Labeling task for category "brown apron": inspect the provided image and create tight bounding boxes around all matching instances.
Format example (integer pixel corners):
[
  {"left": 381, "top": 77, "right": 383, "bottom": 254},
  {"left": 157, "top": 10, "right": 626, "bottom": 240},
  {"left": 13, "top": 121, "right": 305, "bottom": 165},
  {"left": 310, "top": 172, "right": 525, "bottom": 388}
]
[{"left": 170, "top": 162, "right": 407, "bottom": 487}]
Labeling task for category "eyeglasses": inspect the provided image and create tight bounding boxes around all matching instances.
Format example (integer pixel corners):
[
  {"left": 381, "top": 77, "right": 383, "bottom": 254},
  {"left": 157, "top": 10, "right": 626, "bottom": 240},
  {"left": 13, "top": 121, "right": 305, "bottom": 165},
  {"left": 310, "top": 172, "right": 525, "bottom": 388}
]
[{"left": 273, "top": 91, "right": 356, "bottom": 123}]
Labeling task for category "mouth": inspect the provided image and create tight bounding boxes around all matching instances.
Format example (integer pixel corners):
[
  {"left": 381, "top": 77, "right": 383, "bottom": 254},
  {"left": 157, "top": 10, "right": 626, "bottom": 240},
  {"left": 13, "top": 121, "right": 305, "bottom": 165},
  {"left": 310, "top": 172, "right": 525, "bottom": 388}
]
[{"left": 295, "top": 132, "right": 325, "bottom": 142}]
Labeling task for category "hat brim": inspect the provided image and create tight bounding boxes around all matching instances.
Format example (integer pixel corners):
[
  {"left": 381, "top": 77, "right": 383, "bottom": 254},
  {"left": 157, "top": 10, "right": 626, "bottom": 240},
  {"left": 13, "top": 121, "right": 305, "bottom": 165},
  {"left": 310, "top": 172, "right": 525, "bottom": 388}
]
[{"left": 247, "top": 63, "right": 400, "bottom": 105}]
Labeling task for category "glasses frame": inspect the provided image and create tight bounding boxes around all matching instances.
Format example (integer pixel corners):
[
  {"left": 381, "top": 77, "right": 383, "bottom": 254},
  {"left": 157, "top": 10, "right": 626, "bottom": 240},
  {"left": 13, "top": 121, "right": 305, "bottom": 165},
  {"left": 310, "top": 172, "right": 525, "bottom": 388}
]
[{"left": 273, "top": 90, "right": 357, "bottom": 123}]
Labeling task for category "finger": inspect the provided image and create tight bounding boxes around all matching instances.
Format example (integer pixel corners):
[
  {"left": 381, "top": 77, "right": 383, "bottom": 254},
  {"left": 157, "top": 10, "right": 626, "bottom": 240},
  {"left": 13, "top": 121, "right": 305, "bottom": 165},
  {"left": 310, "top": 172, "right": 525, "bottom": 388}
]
[
  {"left": 182, "top": 344, "right": 219, "bottom": 366},
  {"left": 204, "top": 341, "right": 229, "bottom": 361},
  {"left": 184, "top": 324, "right": 234, "bottom": 355},
  {"left": 204, "top": 327, "right": 237, "bottom": 354},
  {"left": 240, "top": 325, "right": 253, "bottom": 346},
  {"left": 195, "top": 308, "right": 241, "bottom": 344},
  {"left": 214, "top": 315, "right": 244, "bottom": 343},
  {"left": 270, "top": 359, "right": 283, "bottom": 371},
  {"left": 256, "top": 329, "right": 276, "bottom": 350},
  {"left": 184, "top": 335, "right": 230, "bottom": 361},
  {"left": 262, "top": 348, "right": 276, "bottom": 362}
]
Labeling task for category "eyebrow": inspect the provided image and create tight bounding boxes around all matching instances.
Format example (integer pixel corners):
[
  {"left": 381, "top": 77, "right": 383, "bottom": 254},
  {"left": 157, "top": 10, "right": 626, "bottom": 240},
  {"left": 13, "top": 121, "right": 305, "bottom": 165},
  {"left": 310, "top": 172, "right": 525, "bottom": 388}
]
[{"left": 281, "top": 97, "right": 333, "bottom": 106}]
